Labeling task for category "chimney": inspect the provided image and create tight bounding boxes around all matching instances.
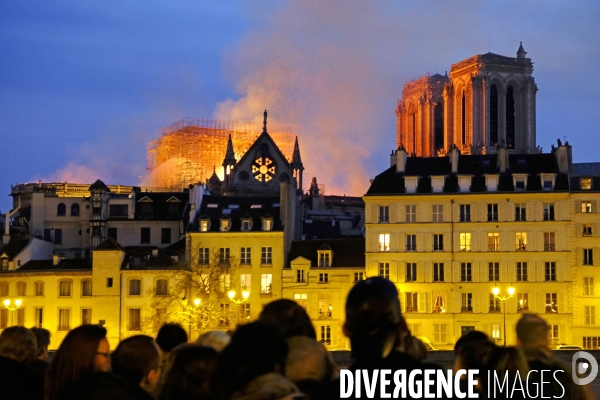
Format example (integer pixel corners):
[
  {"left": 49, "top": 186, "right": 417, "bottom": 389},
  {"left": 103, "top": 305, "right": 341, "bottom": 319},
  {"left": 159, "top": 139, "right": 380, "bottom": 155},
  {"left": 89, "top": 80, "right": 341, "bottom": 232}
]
[
  {"left": 497, "top": 146, "right": 508, "bottom": 173},
  {"left": 390, "top": 150, "right": 397, "bottom": 167},
  {"left": 396, "top": 146, "right": 407, "bottom": 173},
  {"left": 554, "top": 142, "right": 571, "bottom": 174},
  {"left": 53, "top": 255, "right": 60, "bottom": 266},
  {"left": 450, "top": 145, "right": 460, "bottom": 174}
]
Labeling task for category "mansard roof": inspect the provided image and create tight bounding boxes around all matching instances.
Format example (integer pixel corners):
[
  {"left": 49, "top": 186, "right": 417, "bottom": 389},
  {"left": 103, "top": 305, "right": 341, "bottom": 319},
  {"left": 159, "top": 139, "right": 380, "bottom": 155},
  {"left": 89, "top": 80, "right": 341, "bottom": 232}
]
[
  {"left": 1, "top": 238, "right": 30, "bottom": 260},
  {"left": 192, "top": 195, "right": 283, "bottom": 232},
  {"left": 366, "top": 153, "right": 569, "bottom": 195},
  {"left": 94, "top": 237, "right": 123, "bottom": 251},
  {"left": 287, "top": 238, "right": 365, "bottom": 269},
  {"left": 133, "top": 192, "right": 189, "bottom": 221},
  {"left": 121, "top": 246, "right": 185, "bottom": 270},
  {"left": 16, "top": 258, "right": 92, "bottom": 272}
]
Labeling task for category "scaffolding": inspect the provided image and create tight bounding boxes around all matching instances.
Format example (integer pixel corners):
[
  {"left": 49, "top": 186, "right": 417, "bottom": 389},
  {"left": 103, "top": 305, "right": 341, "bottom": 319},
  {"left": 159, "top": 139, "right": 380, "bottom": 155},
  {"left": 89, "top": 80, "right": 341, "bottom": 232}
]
[{"left": 146, "top": 118, "right": 297, "bottom": 190}]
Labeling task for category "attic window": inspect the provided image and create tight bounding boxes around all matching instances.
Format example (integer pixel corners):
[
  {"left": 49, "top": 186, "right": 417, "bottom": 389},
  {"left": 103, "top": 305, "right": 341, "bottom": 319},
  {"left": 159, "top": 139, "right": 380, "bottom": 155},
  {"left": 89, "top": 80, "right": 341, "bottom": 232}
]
[
  {"left": 458, "top": 176, "right": 471, "bottom": 193},
  {"left": 404, "top": 176, "right": 419, "bottom": 194},
  {"left": 207, "top": 204, "right": 218, "bottom": 208},
  {"left": 318, "top": 250, "right": 332, "bottom": 267},
  {"left": 431, "top": 176, "right": 445, "bottom": 193},
  {"left": 541, "top": 174, "right": 556, "bottom": 191},
  {"left": 581, "top": 178, "right": 592, "bottom": 190},
  {"left": 220, "top": 218, "right": 231, "bottom": 232},
  {"left": 485, "top": 174, "right": 499, "bottom": 192},
  {"left": 241, "top": 218, "right": 253, "bottom": 232},
  {"left": 200, "top": 218, "right": 210, "bottom": 232},
  {"left": 513, "top": 174, "right": 527, "bottom": 191},
  {"left": 262, "top": 217, "right": 274, "bottom": 231},
  {"left": 251, "top": 204, "right": 262, "bottom": 209}
]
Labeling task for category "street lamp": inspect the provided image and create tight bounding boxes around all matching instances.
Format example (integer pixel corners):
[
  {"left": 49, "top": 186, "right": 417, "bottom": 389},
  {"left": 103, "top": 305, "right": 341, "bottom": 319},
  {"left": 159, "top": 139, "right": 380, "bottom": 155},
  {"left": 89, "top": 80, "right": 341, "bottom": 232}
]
[
  {"left": 492, "top": 286, "right": 515, "bottom": 346},
  {"left": 228, "top": 290, "right": 250, "bottom": 326},
  {"left": 3, "top": 298, "right": 22, "bottom": 326}
]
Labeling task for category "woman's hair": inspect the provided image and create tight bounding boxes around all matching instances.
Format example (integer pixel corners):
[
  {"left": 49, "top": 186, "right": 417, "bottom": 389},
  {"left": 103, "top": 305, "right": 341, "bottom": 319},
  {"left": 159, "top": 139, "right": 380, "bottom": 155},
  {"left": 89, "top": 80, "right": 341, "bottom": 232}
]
[
  {"left": 0, "top": 326, "right": 37, "bottom": 363},
  {"left": 490, "top": 346, "right": 529, "bottom": 382},
  {"left": 259, "top": 299, "right": 316, "bottom": 339},
  {"left": 44, "top": 325, "right": 107, "bottom": 400},
  {"left": 211, "top": 321, "right": 288, "bottom": 399},
  {"left": 158, "top": 344, "right": 217, "bottom": 400}
]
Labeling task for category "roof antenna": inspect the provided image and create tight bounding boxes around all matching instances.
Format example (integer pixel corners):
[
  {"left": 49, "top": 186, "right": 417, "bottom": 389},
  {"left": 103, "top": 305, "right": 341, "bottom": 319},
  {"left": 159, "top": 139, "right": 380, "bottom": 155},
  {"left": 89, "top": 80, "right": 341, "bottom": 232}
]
[{"left": 263, "top": 109, "right": 268, "bottom": 133}]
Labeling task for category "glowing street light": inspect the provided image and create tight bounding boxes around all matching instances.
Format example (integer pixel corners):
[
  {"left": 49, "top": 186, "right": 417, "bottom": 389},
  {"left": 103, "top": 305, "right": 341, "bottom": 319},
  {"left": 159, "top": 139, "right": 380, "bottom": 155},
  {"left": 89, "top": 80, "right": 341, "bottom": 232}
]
[
  {"left": 3, "top": 298, "right": 23, "bottom": 326},
  {"left": 492, "top": 286, "right": 515, "bottom": 346},
  {"left": 228, "top": 290, "right": 250, "bottom": 326}
]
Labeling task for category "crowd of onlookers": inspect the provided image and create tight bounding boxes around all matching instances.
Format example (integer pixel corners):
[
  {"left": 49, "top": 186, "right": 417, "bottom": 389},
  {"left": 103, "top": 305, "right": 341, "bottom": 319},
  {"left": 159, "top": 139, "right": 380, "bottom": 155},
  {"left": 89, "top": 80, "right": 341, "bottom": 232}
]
[{"left": 0, "top": 277, "right": 596, "bottom": 400}]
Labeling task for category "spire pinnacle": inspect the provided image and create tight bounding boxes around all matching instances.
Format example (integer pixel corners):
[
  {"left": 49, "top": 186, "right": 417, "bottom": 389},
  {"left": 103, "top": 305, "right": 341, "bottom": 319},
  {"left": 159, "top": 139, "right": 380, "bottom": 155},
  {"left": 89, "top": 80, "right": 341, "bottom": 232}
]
[
  {"left": 263, "top": 109, "right": 268, "bottom": 133},
  {"left": 517, "top": 41, "right": 527, "bottom": 59},
  {"left": 291, "top": 136, "right": 304, "bottom": 170},
  {"left": 222, "top": 134, "right": 236, "bottom": 167}
]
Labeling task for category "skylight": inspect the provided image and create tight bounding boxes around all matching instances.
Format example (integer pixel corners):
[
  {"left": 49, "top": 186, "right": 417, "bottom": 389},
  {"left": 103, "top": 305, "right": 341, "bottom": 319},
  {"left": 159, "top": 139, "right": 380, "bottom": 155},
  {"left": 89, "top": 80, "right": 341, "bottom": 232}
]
[{"left": 250, "top": 205, "right": 262, "bottom": 209}]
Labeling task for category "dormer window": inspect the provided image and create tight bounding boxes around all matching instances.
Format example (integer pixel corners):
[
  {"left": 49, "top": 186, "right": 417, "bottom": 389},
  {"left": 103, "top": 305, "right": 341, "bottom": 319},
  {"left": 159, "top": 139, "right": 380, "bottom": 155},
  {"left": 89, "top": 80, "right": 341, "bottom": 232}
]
[
  {"left": 241, "top": 217, "right": 253, "bottom": 232},
  {"left": 581, "top": 178, "right": 592, "bottom": 190},
  {"left": 220, "top": 218, "right": 231, "bottom": 232},
  {"left": 404, "top": 176, "right": 419, "bottom": 194},
  {"left": 262, "top": 216, "right": 274, "bottom": 231},
  {"left": 485, "top": 174, "right": 499, "bottom": 192},
  {"left": 458, "top": 176, "right": 472, "bottom": 193},
  {"left": 430, "top": 176, "right": 445, "bottom": 193},
  {"left": 541, "top": 174, "right": 556, "bottom": 191},
  {"left": 513, "top": 174, "right": 528, "bottom": 191},
  {"left": 199, "top": 217, "right": 211, "bottom": 232},
  {"left": 318, "top": 250, "right": 332, "bottom": 267}
]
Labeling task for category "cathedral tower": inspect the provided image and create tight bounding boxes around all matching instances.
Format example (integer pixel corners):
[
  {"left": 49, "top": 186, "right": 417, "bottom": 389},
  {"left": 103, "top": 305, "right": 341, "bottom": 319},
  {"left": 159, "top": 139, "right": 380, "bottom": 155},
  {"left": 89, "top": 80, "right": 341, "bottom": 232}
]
[{"left": 396, "top": 43, "right": 537, "bottom": 156}]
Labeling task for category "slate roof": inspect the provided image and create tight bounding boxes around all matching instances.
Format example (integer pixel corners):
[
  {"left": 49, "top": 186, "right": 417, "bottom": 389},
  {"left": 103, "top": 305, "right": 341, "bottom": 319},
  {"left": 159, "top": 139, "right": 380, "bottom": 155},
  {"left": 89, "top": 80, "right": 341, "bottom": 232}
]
[
  {"left": 16, "top": 258, "right": 92, "bottom": 272},
  {"left": 1, "top": 238, "right": 30, "bottom": 259},
  {"left": 134, "top": 192, "right": 189, "bottom": 221},
  {"left": 366, "top": 152, "right": 569, "bottom": 195},
  {"left": 192, "top": 195, "right": 282, "bottom": 232},
  {"left": 94, "top": 237, "right": 123, "bottom": 251},
  {"left": 121, "top": 246, "right": 185, "bottom": 271},
  {"left": 287, "top": 238, "right": 365, "bottom": 269}
]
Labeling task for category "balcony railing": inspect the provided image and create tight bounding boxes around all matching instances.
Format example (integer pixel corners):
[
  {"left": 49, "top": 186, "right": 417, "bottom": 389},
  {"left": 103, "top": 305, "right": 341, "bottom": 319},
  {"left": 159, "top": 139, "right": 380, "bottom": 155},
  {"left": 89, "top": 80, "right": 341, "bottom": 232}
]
[{"left": 544, "top": 244, "right": 556, "bottom": 251}]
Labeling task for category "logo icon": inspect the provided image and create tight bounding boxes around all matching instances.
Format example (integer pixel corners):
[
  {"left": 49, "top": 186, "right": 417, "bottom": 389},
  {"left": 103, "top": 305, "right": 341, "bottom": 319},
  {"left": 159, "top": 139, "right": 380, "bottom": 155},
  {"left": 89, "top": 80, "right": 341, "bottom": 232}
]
[{"left": 572, "top": 351, "right": 598, "bottom": 385}]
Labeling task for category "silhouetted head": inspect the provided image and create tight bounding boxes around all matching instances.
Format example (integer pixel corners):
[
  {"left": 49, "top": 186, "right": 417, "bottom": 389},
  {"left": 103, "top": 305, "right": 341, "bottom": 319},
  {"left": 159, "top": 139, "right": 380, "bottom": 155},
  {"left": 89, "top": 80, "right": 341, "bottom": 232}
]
[
  {"left": 0, "top": 326, "right": 37, "bottom": 363},
  {"left": 259, "top": 299, "right": 316, "bottom": 339},
  {"left": 516, "top": 313, "right": 549, "bottom": 348},
  {"left": 112, "top": 335, "right": 160, "bottom": 393},
  {"left": 156, "top": 323, "right": 188, "bottom": 352},
  {"left": 30, "top": 327, "right": 51, "bottom": 360},
  {"left": 344, "top": 277, "right": 402, "bottom": 360},
  {"left": 454, "top": 330, "right": 490, "bottom": 355}
]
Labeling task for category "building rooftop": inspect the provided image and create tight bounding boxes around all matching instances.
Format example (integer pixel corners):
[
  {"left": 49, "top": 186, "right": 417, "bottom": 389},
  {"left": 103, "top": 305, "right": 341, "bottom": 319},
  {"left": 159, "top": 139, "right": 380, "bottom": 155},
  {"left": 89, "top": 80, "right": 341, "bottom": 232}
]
[{"left": 287, "top": 238, "right": 365, "bottom": 268}]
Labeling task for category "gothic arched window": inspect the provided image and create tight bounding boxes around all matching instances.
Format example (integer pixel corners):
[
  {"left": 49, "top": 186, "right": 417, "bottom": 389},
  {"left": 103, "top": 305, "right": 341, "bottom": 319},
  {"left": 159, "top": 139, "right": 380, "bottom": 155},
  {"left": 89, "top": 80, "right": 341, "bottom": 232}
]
[
  {"left": 461, "top": 93, "right": 466, "bottom": 145},
  {"left": 506, "top": 85, "right": 515, "bottom": 148},
  {"left": 434, "top": 99, "right": 444, "bottom": 152},
  {"left": 490, "top": 84, "right": 498, "bottom": 145}
]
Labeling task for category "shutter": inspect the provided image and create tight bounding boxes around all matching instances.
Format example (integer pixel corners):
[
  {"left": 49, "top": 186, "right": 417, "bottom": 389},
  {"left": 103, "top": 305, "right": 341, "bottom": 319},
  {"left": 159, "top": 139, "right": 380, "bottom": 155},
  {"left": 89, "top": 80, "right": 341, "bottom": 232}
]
[
  {"left": 555, "top": 202, "right": 562, "bottom": 221},
  {"left": 453, "top": 232, "right": 460, "bottom": 252},
  {"left": 480, "top": 232, "right": 487, "bottom": 252},
  {"left": 417, "top": 233, "right": 424, "bottom": 252},
  {"left": 398, "top": 262, "right": 406, "bottom": 283},
  {"left": 371, "top": 233, "right": 378, "bottom": 253},
  {"left": 471, "top": 231, "right": 478, "bottom": 252},
  {"left": 576, "top": 223, "right": 582, "bottom": 237},
  {"left": 452, "top": 203, "right": 460, "bottom": 222},
  {"left": 537, "top": 261, "right": 545, "bottom": 283},
  {"left": 507, "top": 202, "right": 515, "bottom": 222},
  {"left": 535, "top": 202, "right": 543, "bottom": 221},
  {"left": 536, "top": 232, "right": 543, "bottom": 252},
  {"left": 424, "top": 233, "right": 432, "bottom": 252},
  {"left": 508, "top": 262, "right": 516, "bottom": 282},
  {"left": 479, "top": 203, "right": 487, "bottom": 222},
  {"left": 445, "top": 264, "right": 452, "bottom": 283},
  {"left": 391, "top": 261, "right": 398, "bottom": 283},
  {"left": 471, "top": 203, "right": 478, "bottom": 222},
  {"left": 528, "top": 231, "right": 535, "bottom": 252},
  {"left": 446, "top": 292, "right": 453, "bottom": 314},
  {"left": 595, "top": 248, "right": 600, "bottom": 266},
  {"left": 538, "top": 291, "right": 547, "bottom": 314},
  {"left": 443, "top": 203, "right": 449, "bottom": 223},
  {"left": 453, "top": 261, "right": 460, "bottom": 282},
  {"left": 576, "top": 200, "right": 582, "bottom": 214},
  {"left": 389, "top": 232, "right": 397, "bottom": 252},
  {"left": 576, "top": 247, "right": 582, "bottom": 266},
  {"left": 473, "top": 292, "right": 481, "bottom": 313},
  {"left": 556, "top": 261, "right": 563, "bottom": 282},
  {"left": 417, "top": 263, "right": 425, "bottom": 283},
  {"left": 480, "top": 262, "right": 488, "bottom": 283},
  {"left": 472, "top": 261, "right": 480, "bottom": 282},
  {"left": 444, "top": 233, "right": 450, "bottom": 252},
  {"left": 526, "top": 202, "right": 534, "bottom": 222},
  {"left": 455, "top": 292, "right": 462, "bottom": 314},
  {"left": 371, "top": 204, "right": 378, "bottom": 223},
  {"left": 398, "top": 204, "right": 406, "bottom": 223},
  {"left": 500, "top": 232, "right": 506, "bottom": 252},
  {"left": 510, "top": 232, "right": 516, "bottom": 251},
  {"left": 401, "top": 290, "right": 406, "bottom": 313},
  {"left": 418, "top": 292, "right": 428, "bottom": 313},
  {"left": 594, "top": 223, "right": 599, "bottom": 237},
  {"left": 593, "top": 200, "right": 598, "bottom": 214},
  {"left": 389, "top": 204, "right": 396, "bottom": 223},
  {"left": 558, "top": 292, "right": 565, "bottom": 313},
  {"left": 500, "top": 262, "right": 507, "bottom": 282},
  {"left": 425, "top": 262, "right": 433, "bottom": 283},
  {"left": 559, "top": 324, "right": 566, "bottom": 343},
  {"left": 332, "top": 292, "right": 341, "bottom": 320},
  {"left": 498, "top": 202, "right": 506, "bottom": 221},
  {"left": 398, "top": 233, "right": 405, "bottom": 252},
  {"left": 528, "top": 292, "right": 536, "bottom": 313}
]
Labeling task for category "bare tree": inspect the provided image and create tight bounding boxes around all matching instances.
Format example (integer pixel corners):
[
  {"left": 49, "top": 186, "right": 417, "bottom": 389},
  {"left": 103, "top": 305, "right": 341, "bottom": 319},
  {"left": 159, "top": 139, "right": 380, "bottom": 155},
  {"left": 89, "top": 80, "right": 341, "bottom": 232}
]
[{"left": 142, "top": 245, "right": 239, "bottom": 336}]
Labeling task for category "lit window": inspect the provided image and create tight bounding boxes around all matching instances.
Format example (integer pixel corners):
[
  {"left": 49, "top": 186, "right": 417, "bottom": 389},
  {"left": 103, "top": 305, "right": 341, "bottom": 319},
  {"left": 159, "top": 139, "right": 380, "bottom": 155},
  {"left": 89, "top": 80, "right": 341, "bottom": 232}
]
[
  {"left": 459, "top": 233, "right": 471, "bottom": 251},
  {"left": 581, "top": 178, "right": 592, "bottom": 190},
  {"left": 220, "top": 219, "right": 231, "bottom": 232},
  {"left": 81, "top": 280, "right": 92, "bottom": 297},
  {"left": 405, "top": 293, "right": 418, "bottom": 313},
  {"left": 378, "top": 234, "right": 390, "bottom": 252},
  {"left": 491, "top": 324, "right": 501, "bottom": 340},
  {"left": 487, "top": 233, "right": 499, "bottom": 251},
  {"left": 432, "top": 293, "right": 446, "bottom": 313},
  {"left": 582, "top": 201, "right": 592, "bottom": 213},
  {"left": 516, "top": 232, "right": 527, "bottom": 251},
  {"left": 262, "top": 218, "right": 273, "bottom": 231},
  {"left": 517, "top": 293, "right": 529, "bottom": 313},
  {"left": 545, "top": 293, "right": 558, "bottom": 313},
  {"left": 583, "top": 224, "right": 593, "bottom": 236},
  {"left": 318, "top": 293, "right": 332, "bottom": 317},
  {"left": 59, "top": 280, "right": 72, "bottom": 297},
  {"left": 240, "top": 274, "right": 251, "bottom": 290},
  {"left": 200, "top": 219, "right": 210, "bottom": 232},
  {"left": 261, "top": 274, "right": 272, "bottom": 294},
  {"left": 129, "top": 309, "right": 141, "bottom": 331}
]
